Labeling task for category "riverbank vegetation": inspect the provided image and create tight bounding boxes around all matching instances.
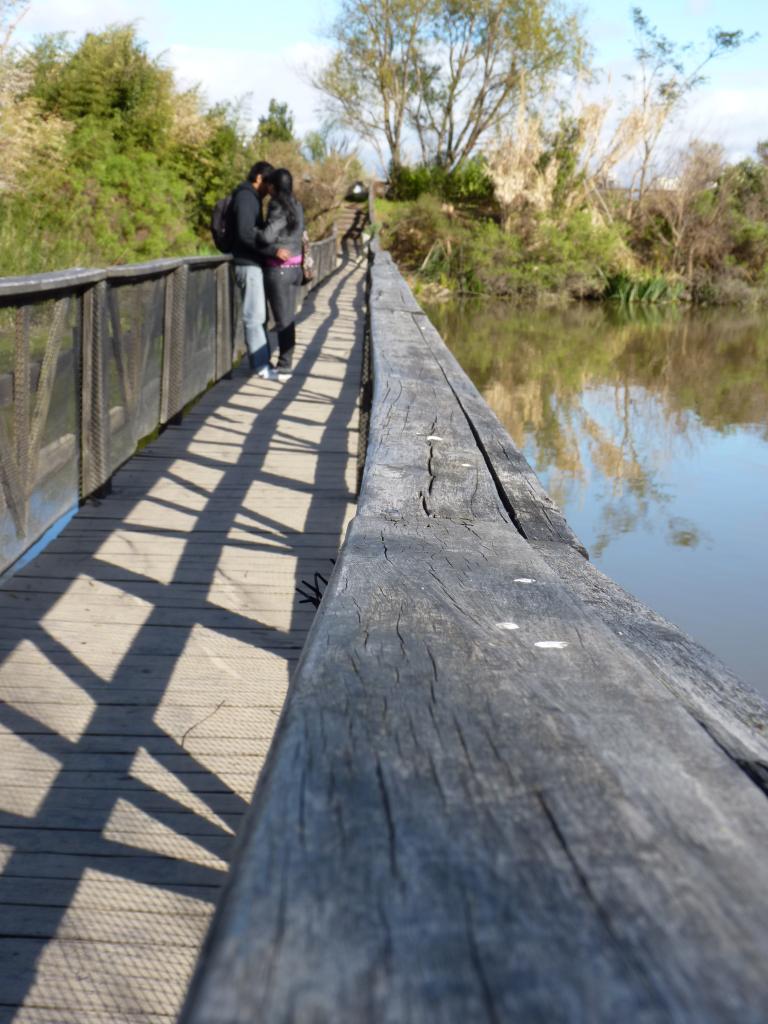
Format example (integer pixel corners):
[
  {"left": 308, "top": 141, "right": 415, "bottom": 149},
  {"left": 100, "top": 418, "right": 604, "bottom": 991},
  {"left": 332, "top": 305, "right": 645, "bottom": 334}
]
[
  {"left": 376, "top": 137, "right": 768, "bottom": 306},
  {"left": 0, "top": 2, "right": 359, "bottom": 276},
  {"left": 315, "top": 0, "right": 763, "bottom": 305}
]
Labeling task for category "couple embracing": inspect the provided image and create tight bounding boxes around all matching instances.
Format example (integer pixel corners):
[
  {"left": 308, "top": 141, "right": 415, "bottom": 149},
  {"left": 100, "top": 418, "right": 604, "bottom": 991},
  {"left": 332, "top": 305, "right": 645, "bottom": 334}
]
[{"left": 230, "top": 161, "right": 305, "bottom": 382}]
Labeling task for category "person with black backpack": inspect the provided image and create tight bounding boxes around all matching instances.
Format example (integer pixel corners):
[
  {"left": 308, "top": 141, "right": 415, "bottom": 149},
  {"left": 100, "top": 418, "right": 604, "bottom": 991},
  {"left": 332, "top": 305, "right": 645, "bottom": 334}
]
[
  {"left": 226, "top": 160, "right": 282, "bottom": 380},
  {"left": 252, "top": 168, "right": 305, "bottom": 382}
]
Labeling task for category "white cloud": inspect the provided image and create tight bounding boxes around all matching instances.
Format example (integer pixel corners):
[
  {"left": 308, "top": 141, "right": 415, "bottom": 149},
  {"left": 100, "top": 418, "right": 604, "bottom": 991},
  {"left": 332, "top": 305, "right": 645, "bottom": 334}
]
[
  {"left": 16, "top": 0, "right": 171, "bottom": 40},
  {"left": 685, "top": 0, "right": 715, "bottom": 16},
  {"left": 684, "top": 84, "right": 768, "bottom": 160},
  {"left": 167, "top": 40, "right": 331, "bottom": 136}
]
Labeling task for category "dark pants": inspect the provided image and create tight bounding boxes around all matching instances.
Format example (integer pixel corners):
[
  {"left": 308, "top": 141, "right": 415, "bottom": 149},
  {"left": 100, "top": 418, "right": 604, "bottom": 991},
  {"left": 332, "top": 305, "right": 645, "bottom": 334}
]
[{"left": 264, "top": 266, "right": 302, "bottom": 369}]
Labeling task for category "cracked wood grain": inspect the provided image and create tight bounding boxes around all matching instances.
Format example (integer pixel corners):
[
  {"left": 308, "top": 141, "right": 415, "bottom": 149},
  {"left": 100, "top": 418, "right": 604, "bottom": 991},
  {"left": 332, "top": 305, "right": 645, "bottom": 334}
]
[
  {"left": 184, "top": 515, "right": 768, "bottom": 1023},
  {"left": 181, "top": 241, "right": 768, "bottom": 1024}
]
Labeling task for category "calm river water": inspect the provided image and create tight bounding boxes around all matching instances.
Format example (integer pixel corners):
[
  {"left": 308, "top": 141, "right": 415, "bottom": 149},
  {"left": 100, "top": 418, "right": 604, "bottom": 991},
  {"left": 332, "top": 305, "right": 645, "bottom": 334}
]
[{"left": 423, "top": 299, "right": 768, "bottom": 697}]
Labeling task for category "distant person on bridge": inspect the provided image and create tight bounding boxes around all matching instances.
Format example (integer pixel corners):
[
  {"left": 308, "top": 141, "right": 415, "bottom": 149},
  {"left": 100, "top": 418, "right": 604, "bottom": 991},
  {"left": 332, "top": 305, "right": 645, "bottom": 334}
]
[
  {"left": 230, "top": 160, "right": 282, "bottom": 381},
  {"left": 252, "top": 168, "right": 305, "bottom": 383}
]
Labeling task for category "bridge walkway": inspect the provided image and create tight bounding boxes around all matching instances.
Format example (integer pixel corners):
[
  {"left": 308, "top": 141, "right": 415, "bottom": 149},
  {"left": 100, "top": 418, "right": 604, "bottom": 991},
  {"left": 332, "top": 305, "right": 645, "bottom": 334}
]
[{"left": 0, "top": 261, "right": 365, "bottom": 1023}]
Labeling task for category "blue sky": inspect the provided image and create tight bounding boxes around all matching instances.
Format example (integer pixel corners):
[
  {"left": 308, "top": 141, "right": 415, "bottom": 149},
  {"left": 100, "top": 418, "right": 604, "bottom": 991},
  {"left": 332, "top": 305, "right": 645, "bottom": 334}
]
[{"left": 14, "top": 0, "right": 768, "bottom": 167}]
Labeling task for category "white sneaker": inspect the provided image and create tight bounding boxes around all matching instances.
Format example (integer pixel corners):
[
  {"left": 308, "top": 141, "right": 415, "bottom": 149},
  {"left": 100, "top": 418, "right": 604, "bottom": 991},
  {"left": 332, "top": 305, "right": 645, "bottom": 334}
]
[
  {"left": 277, "top": 370, "right": 293, "bottom": 383},
  {"left": 255, "top": 365, "right": 279, "bottom": 381}
]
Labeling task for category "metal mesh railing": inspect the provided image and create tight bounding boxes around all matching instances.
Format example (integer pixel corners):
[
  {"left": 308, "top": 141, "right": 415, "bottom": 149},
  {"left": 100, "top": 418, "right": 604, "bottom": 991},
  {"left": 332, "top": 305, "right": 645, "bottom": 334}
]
[
  {"left": 104, "top": 275, "right": 166, "bottom": 472},
  {"left": 0, "top": 296, "right": 79, "bottom": 567},
  {"left": 0, "top": 240, "right": 338, "bottom": 574}
]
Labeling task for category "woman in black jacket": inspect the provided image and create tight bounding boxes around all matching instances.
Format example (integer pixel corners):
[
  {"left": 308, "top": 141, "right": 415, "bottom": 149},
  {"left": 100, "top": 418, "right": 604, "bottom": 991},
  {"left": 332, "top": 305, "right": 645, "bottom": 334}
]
[{"left": 253, "top": 168, "right": 305, "bottom": 381}]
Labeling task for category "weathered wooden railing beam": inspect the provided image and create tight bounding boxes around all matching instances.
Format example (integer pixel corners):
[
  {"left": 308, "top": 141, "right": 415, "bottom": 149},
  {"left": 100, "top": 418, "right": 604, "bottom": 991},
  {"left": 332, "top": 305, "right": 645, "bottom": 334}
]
[{"left": 181, "top": 241, "right": 768, "bottom": 1023}]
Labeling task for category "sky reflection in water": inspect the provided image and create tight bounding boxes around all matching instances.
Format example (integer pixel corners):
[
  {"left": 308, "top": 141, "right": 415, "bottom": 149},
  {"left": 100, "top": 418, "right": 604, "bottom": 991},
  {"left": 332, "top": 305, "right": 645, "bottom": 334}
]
[{"left": 424, "top": 298, "right": 768, "bottom": 696}]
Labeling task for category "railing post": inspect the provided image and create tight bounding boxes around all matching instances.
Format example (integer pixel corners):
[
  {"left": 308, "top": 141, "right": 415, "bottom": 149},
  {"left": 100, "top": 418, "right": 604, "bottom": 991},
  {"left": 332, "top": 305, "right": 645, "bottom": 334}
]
[
  {"left": 215, "top": 262, "right": 233, "bottom": 380},
  {"left": 368, "top": 178, "right": 376, "bottom": 226},
  {"left": 161, "top": 263, "right": 188, "bottom": 424},
  {"left": 11, "top": 306, "right": 31, "bottom": 534},
  {"left": 80, "top": 279, "right": 109, "bottom": 497}
]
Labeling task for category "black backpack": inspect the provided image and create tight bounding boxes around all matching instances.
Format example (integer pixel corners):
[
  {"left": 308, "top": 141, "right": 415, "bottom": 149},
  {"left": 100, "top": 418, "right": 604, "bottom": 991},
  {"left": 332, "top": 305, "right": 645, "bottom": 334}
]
[{"left": 210, "top": 191, "right": 234, "bottom": 253}]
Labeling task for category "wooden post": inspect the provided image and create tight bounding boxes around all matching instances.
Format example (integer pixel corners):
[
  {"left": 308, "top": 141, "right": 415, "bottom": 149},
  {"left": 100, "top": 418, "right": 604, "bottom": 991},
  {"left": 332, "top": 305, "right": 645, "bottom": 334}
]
[
  {"left": 80, "top": 280, "right": 109, "bottom": 497},
  {"left": 161, "top": 263, "right": 188, "bottom": 424},
  {"left": 215, "top": 262, "right": 233, "bottom": 381},
  {"left": 368, "top": 177, "right": 376, "bottom": 226}
]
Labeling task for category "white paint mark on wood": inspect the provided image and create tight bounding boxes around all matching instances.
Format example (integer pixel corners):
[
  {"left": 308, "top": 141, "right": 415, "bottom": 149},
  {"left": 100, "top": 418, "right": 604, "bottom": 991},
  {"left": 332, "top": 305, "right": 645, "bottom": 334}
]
[
  {"left": 426, "top": 435, "right": 443, "bottom": 441},
  {"left": 535, "top": 640, "right": 569, "bottom": 649},
  {"left": 514, "top": 578, "right": 536, "bottom": 584},
  {"left": 497, "top": 622, "right": 520, "bottom": 631}
]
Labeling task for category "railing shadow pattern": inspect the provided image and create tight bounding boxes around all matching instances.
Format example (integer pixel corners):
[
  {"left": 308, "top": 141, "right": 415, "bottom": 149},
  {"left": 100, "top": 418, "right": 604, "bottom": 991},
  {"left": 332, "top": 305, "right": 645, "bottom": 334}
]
[{"left": 0, "top": 260, "right": 364, "bottom": 1022}]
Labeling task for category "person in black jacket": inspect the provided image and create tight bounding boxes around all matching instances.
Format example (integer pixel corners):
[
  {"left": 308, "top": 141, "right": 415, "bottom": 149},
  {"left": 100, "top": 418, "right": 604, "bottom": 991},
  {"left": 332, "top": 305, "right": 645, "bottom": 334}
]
[
  {"left": 229, "top": 160, "right": 279, "bottom": 379},
  {"left": 252, "top": 168, "right": 305, "bottom": 382}
]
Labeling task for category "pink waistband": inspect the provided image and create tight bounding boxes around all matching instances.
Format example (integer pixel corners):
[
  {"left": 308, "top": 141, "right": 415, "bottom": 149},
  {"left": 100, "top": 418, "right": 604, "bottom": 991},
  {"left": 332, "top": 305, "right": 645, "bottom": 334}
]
[{"left": 265, "top": 255, "right": 302, "bottom": 268}]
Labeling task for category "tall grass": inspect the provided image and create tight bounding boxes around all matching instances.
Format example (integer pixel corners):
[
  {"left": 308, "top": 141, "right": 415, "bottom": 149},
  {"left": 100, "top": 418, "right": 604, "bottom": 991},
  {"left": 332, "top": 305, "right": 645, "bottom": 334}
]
[{"left": 602, "top": 271, "right": 685, "bottom": 304}]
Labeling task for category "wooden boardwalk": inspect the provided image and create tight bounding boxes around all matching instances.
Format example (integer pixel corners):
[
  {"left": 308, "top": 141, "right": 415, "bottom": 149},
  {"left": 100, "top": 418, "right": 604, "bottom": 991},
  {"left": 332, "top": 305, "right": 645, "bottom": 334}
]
[{"left": 0, "top": 261, "right": 365, "bottom": 1023}]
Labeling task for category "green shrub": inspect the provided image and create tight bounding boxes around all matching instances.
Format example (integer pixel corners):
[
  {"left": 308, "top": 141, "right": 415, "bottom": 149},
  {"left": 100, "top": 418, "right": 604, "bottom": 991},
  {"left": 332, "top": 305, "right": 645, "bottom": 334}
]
[
  {"left": 388, "top": 158, "right": 494, "bottom": 205},
  {"left": 380, "top": 198, "right": 632, "bottom": 301},
  {"left": 602, "top": 271, "right": 684, "bottom": 304}
]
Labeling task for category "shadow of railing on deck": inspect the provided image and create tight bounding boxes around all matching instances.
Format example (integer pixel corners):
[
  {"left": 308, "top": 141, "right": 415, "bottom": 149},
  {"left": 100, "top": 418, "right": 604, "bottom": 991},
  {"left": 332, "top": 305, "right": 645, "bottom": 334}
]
[{"left": 0, "top": 260, "right": 363, "bottom": 1021}]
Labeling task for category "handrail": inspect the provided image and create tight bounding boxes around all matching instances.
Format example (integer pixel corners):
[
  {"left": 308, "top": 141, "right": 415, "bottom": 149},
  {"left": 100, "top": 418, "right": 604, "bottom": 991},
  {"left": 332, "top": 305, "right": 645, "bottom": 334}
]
[
  {"left": 0, "top": 237, "right": 338, "bottom": 574},
  {"left": 0, "top": 242, "right": 339, "bottom": 301},
  {"left": 180, "top": 237, "right": 768, "bottom": 1023}
]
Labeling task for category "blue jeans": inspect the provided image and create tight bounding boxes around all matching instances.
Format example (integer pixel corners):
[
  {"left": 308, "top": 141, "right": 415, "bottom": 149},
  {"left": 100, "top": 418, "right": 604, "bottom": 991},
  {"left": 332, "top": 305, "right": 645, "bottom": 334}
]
[{"left": 234, "top": 263, "right": 269, "bottom": 370}]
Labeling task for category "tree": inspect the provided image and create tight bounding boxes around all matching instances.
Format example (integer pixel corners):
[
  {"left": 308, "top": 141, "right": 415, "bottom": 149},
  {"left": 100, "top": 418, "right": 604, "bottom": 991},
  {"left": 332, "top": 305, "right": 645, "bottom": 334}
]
[
  {"left": 719, "top": 143, "right": 768, "bottom": 279},
  {"left": 625, "top": 7, "right": 753, "bottom": 214},
  {"left": 0, "top": 1, "right": 69, "bottom": 196},
  {"left": 485, "top": 94, "right": 647, "bottom": 230},
  {"left": 410, "top": 0, "right": 586, "bottom": 170},
  {"left": 303, "top": 119, "right": 353, "bottom": 162},
  {"left": 313, "top": 0, "right": 434, "bottom": 169},
  {"left": 257, "top": 98, "right": 295, "bottom": 143},
  {"left": 26, "top": 24, "right": 177, "bottom": 151},
  {"left": 639, "top": 141, "right": 727, "bottom": 281},
  {"left": 314, "top": 0, "right": 585, "bottom": 172},
  {"left": 485, "top": 98, "right": 558, "bottom": 232}
]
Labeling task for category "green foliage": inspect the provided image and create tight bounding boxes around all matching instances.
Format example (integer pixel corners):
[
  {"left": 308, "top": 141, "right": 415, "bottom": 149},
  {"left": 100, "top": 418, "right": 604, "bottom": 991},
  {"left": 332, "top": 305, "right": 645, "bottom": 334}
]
[
  {"left": 721, "top": 150, "right": 768, "bottom": 277},
  {"left": 179, "top": 102, "right": 253, "bottom": 239},
  {"left": 537, "top": 117, "right": 587, "bottom": 213},
  {"left": 0, "top": 126, "right": 196, "bottom": 276},
  {"left": 380, "top": 196, "right": 628, "bottom": 300},
  {"left": 303, "top": 131, "right": 327, "bottom": 163},
  {"left": 630, "top": 6, "right": 751, "bottom": 105},
  {"left": 27, "top": 26, "right": 175, "bottom": 151},
  {"left": 0, "top": 23, "right": 210, "bottom": 271},
  {"left": 1, "top": 5, "right": 761, "bottom": 308},
  {"left": 0, "top": 21, "right": 351, "bottom": 275},
  {"left": 257, "top": 98, "right": 295, "bottom": 143},
  {"left": 388, "top": 158, "right": 494, "bottom": 203}
]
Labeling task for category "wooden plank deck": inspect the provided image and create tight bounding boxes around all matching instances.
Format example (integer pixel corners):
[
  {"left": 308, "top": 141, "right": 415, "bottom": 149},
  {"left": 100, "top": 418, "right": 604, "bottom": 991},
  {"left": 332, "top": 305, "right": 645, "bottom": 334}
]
[{"left": 0, "top": 262, "right": 365, "bottom": 1023}]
